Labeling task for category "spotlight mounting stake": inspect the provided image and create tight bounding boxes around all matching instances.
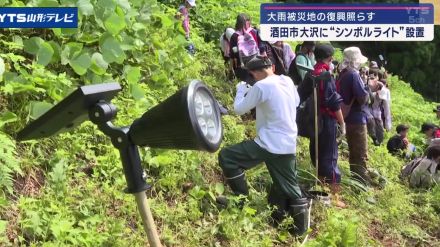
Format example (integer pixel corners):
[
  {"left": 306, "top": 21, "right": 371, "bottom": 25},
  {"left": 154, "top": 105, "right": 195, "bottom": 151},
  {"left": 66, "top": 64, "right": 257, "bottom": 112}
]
[{"left": 88, "top": 102, "right": 162, "bottom": 247}]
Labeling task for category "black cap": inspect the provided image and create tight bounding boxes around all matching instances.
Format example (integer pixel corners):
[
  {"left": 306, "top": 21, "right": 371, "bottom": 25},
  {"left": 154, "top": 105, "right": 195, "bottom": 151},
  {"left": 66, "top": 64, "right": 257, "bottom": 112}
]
[
  {"left": 421, "top": 123, "right": 437, "bottom": 133},
  {"left": 245, "top": 55, "right": 273, "bottom": 71},
  {"left": 396, "top": 124, "right": 409, "bottom": 133},
  {"left": 314, "top": 44, "right": 334, "bottom": 61},
  {"left": 433, "top": 105, "right": 440, "bottom": 113}
]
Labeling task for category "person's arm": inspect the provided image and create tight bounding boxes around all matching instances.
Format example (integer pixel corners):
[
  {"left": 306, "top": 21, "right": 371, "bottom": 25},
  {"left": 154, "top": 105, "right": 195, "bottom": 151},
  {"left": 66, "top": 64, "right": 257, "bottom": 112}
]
[
  {"left": 351, "top": 72, "right": 369, "bottom": 105},
  {"left": 295, "top": 55, "right": 308, "bottom": 80},
  {"left": 234, "top": 83, "right": 263, "bottom": 115}
]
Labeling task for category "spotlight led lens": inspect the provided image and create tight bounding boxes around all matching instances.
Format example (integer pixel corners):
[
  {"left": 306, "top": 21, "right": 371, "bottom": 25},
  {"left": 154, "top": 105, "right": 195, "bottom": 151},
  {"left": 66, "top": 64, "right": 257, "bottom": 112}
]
[
  {"left": 194, "top": 94, "right": 204, "bottom": 116},
  {"left": 203, "top": 98, "right": 213, "bottom": 116},
  {"left": 198, "top": 118, "right": 207, "bottom": 136},
  {"left": 206, "top": 119, "right": 216, "bottom": 138}
]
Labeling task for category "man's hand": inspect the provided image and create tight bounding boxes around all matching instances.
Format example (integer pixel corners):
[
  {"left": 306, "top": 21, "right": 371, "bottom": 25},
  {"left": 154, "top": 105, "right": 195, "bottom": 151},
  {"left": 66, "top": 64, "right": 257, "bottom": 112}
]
[
  {"left": 339, "top": 123, "right": 346, "bottom": 137},
  {"left": 403, "top": 137, "right": 409, "bottom": 148},
  {"left": 236, "top": 81, "right": 251, "bottom": 95}
]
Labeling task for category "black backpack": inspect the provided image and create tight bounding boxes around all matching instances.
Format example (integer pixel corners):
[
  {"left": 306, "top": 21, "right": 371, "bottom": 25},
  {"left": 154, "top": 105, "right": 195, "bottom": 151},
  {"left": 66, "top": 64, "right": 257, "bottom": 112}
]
[
  {"left": 267, "top": 43, "right": 287, "bottom": 75},
  {"left": 296, "top": 73, "right": 323, "bottom": 139},
  {"left": 288, "top": 53, "right": 310, "bottom": 85}
]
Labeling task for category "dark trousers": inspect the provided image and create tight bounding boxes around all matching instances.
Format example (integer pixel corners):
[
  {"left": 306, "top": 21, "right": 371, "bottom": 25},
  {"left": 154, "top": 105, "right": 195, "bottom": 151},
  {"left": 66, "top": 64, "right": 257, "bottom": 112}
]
[
  {"left": 309, "top": 115, "right": 341, "bottom": 184},
  {"left": 367, "top": 118, "right": 384, "bottom": 144},
  {"left": 346, "top": 124, "right": 370, "bottom": 181},
  {"left": 218, "top": 140, "right": 302, "bottom": 200}
]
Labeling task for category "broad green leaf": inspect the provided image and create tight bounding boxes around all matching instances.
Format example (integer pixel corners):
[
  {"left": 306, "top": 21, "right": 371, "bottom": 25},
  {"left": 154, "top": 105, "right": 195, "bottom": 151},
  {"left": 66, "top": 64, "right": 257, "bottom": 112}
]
[
  {"left": 30, "top": 101, "right": 53, "bottom": 119},
  {"left": 60, "top": 0, "right": 76, "bottom": 4},
  {"left": 100, "top": 36, "right": 126, "bottom": 64},
  {"left": 129, "top": 83, "right": 145, "bottom": 100},
  {"left": 104, "top": 12, "right": 126, "bottom": 35},
  {"left": 0, "top": 111, "right": 18, "bottom": 128},
  {"left": 50, "top": 218, "right": 73, "bottom": 239},
  {"left": 0, "top": 220, "right": 6, "bottom": 234},
  {"left": 13, "top": 35, "right": 23, "bottom": 47},
  {"left": 35, "top": 0, "right": 59, "bottom": 7},
  {"left": 243, "top": 206, "right": 257, "bottom": 216},
  {"left": 52, "top": 28, "right": 62, "bottom": 37},
  {"left": 7, "top": 0, "right": 25, "bottom": 6},
  {"left": 124, "top": 65, "right": 141, "bottom": 84},
  {"left": 69, "top": 53, "right": 91, "bottom": 75},
  {"left": 160, "top": 14, "right": 173, "bottom": 28},
  {"left": 36, "top": 42, "right": 54, "bottom": 66},
  {"left": 95, "top": 0, "right": 116, "bottom": 26},
  {"left": 214, "top": 183, "right": 224, "bottom": 195},
  {"left": 61, "top": 28, "right": 78, "bottom": 36},
  {"left": 61, "top": 42, "right": 83, "bottom": 65},
  {"left": 23, "top": 37, "right": 44, "bottom": 55},
  {"left": 77, "top": 0, "right": 94, "bottom": 16},
  {"left": 116, "top": 0, "right": 130, "bottom": 11},
  {"left": 48, "top": 41, "right": 61, "bottom": 63},
  {"left": 90, "top": 52, "right": 108, "bottom": 75},
  {"left": 0, "top": 57, "right": 4, "bottom": 79}
]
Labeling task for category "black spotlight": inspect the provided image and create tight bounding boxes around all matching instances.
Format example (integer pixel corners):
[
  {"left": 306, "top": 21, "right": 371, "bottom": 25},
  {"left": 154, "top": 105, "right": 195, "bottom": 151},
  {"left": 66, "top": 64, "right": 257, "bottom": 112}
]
[
  {"left": 129, "top": 80, "right": 222, "bottom": 152},
  {"left": 16, "top": 80, "right": 223, "bottom": 247}
]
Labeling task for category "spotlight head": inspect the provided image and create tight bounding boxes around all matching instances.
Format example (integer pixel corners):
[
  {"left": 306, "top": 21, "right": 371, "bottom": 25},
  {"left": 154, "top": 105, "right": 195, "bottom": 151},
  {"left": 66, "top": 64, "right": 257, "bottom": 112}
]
[{"left": 129, "top": 80, "right": 223, "bottom": 152}]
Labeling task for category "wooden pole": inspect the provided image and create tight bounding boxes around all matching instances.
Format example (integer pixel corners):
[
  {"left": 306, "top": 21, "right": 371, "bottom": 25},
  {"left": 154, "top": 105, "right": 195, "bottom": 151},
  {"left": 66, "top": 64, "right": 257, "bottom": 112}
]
[
  {"left": 313, "top": 78, "right": 319, "bottom": 186},
  {"left": 134, "top": 192, "right": 162, "bottom": 247}
]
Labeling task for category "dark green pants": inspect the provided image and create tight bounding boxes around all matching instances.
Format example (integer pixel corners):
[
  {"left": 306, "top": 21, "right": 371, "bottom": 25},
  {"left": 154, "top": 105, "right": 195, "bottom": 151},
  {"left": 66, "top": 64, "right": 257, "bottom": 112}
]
[{"left": 218, "top": 140, "right": 302, "bottom": 200}]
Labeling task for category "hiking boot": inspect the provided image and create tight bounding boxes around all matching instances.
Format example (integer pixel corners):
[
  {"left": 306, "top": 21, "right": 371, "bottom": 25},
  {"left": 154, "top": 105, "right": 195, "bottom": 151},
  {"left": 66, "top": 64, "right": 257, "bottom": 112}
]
[
  {"left": 350, "top": 164, "right": 374, "bottom": 186},
  {"left": 288, "top": 198, "right": 310, "bottom": 236},
  {"left": 368, "top": 169, "right": 387, "bottom": 189},
  {"left": 216, "top": 173, "right": 249, "bottom": 209}
]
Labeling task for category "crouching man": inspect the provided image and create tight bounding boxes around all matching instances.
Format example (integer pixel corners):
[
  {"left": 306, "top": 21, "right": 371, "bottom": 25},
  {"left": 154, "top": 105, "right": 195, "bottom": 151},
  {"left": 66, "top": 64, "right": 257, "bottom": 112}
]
[{"left": 218, "top": 56, "right": 309, "bottom": 235}]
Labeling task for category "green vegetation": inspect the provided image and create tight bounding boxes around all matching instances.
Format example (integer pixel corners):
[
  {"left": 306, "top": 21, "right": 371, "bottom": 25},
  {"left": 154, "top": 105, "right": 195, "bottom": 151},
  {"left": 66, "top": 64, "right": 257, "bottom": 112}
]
[{"left": 0, "top": 0, "right": 439, "bottom": 246}]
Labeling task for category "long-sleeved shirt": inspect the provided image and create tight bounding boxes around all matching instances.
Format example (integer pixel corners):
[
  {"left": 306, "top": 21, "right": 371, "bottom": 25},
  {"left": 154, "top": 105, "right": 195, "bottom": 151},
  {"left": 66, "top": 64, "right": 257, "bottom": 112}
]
[
  {"left": 366, "top": 88, "right": 392, "bottom": 130},
  {"left": 339, "top": 69, "right": 369, "bottom": 124},
  {"left": 296, "top": 53, "right": 316, "bottom": 81},
  {"left": 283, "top": 43, "right": 295, "bottom": 71},
  {"left": 234, "top": 75, "right": 300, "bottom": 154}
]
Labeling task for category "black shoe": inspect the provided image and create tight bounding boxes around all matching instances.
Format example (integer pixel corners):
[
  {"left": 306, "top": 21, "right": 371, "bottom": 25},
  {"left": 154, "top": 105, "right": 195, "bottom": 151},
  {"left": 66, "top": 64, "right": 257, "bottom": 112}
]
[
  {"left": 350, "top": 165, "right": 373, "bottom": 187},
  {"left": 215, "top": 195, "right": 246, "bottom": 209},
  {"left": 216, "top": 173, "right": 249, "bottom": 209}
]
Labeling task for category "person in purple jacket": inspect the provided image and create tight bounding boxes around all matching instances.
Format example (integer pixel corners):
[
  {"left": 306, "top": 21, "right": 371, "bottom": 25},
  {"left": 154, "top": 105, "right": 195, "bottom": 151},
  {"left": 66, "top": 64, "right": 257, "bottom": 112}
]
[
  {"left": 338, "top": 47, "right": 374, "bottom": 185},
  {"left": 177, "top": 0, "right": 196, "bottom": 39}
]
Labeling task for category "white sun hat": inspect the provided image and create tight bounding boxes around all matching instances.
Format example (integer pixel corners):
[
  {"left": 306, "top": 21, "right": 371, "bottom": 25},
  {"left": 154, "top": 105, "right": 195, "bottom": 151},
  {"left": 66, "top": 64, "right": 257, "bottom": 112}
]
[
  {"left": 343, "top": 47, "right": 368, "bottom": 65},
  {"left": 186, "top": 0, "right": 196, "bottom": 7}
]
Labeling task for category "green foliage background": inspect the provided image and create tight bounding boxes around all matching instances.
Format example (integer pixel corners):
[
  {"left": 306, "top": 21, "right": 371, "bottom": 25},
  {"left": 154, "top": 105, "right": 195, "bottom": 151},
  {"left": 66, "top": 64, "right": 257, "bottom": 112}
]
[{"left": 0, "top": 0, "right": 439, "bottom": 246}]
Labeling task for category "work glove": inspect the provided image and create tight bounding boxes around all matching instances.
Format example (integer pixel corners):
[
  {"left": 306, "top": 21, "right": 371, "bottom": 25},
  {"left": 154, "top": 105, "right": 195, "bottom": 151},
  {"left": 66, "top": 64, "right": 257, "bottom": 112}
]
[{"left": 236, "top": 81, "right": 251, "bottom": 95}]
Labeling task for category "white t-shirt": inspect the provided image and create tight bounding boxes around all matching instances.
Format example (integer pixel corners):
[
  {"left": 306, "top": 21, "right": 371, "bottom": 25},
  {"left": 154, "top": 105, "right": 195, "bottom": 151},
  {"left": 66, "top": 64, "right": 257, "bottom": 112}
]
[{"left": 234, "top": 74, "right": 300, "bottom": 154}]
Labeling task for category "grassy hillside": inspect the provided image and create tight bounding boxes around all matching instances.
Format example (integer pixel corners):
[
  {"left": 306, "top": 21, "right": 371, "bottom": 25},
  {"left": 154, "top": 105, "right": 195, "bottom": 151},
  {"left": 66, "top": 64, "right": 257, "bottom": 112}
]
[{"left": 0, "top": 0, "right": 439, "bottom": 246}]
